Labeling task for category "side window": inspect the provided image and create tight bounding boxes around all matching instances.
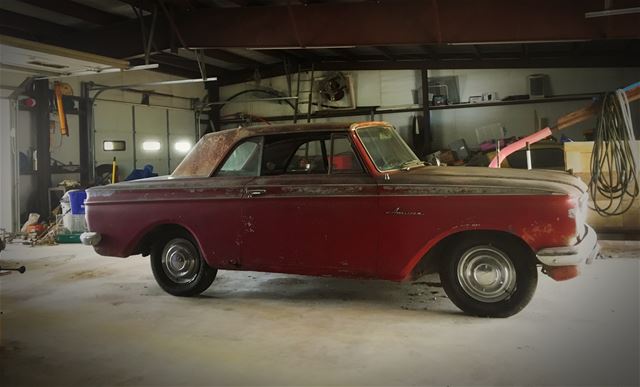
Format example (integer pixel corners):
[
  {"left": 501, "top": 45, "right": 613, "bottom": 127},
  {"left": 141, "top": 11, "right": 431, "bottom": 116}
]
[
  {"left": 217, "top": 138, "right": 261, "bottom": 176},
  {"left": 285, "top": 139, "right": 329, "bottom": 174},
  {"left": 330, "top": 135, "right": 364, "bottom": 174}
]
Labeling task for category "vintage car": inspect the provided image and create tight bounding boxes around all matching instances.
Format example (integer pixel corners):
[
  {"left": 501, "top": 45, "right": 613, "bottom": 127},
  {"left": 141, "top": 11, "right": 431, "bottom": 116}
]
[{"left": 81, "top": 122, "right": 598, "bottom": 317}]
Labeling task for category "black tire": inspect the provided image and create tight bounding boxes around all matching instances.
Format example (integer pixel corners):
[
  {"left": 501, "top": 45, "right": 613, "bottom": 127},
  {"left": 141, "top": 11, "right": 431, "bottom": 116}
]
[
  {"left": 150, "top": 232, "right": 217, "bottom": 297},
  {"left": 439, "top": 234, "right": 537, "bottom": 318}
]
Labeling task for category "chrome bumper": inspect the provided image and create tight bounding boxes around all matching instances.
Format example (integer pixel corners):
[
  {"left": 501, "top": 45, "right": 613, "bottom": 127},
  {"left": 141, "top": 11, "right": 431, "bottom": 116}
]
[
  {"left": 537, "top": 225, "right": 599, "bottom": 266},
  {"left": 80, "top": 232, "right": 101, "bottom": 246}
]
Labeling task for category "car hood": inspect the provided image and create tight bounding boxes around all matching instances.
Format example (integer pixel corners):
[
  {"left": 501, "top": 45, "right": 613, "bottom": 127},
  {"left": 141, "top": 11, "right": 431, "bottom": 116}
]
[{"left": 386, "top": 166, "right": 587, "bottom": 197}]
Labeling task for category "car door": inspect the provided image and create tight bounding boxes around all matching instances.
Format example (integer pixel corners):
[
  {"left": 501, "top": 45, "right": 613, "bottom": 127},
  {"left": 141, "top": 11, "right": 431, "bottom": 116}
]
[
  {"left": 240, "top": 132, "right": 379, "bottom": 277},
  {"left": 200, "top": 137, "right": 261, "bottom": 269}
]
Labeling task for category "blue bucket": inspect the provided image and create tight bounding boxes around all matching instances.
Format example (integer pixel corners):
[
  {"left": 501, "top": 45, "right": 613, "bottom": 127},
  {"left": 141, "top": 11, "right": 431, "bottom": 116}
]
[{"left": 68, "top": 190, "right": 87, "bottom": 215}]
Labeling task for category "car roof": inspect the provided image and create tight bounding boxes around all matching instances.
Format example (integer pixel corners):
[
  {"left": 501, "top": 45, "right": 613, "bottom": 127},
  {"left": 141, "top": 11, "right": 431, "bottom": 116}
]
[
  {"left": 172, "top": 122, "right": 358, "bottom": 177},
  {"left": 217, "top": 122, "right": 354, "bottom": 137}
]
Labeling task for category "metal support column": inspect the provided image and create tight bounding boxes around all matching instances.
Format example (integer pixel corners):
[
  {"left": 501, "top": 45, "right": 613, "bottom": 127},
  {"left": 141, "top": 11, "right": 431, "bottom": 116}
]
[
  {"left": 417, "top": 67, "right": 432, "bottom": 158},
  {"left": 306, "top": 64, "right": 315, "bottom": 123},
  {"left": 79, "top": 82, "right": 92, "bottom": 185},
  {"left": 33, "top": 79, "right": 51, "bottom": 218},
  {"left": 206, "top": 80, "right": 220, "bottom": 134}
]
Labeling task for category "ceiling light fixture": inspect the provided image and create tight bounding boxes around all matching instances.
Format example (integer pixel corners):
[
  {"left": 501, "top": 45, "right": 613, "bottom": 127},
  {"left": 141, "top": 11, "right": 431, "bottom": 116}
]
[
  {"left": 92, "top": 77, "right": 218, "bottom": 90},
  {"left": 585, "top": 6, "right": 640, "bottom": 18}
]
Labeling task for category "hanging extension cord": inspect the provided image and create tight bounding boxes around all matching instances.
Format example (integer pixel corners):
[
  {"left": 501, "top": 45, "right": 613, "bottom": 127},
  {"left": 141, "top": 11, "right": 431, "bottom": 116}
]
[{"left": 589, "top": 90, "right": 639, "bottom": 216}]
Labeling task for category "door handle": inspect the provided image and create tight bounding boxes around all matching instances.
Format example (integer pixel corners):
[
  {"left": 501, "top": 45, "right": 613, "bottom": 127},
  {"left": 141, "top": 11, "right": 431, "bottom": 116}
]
[{"left": 247, "top": 189, "right": 266, "bottom": 198}]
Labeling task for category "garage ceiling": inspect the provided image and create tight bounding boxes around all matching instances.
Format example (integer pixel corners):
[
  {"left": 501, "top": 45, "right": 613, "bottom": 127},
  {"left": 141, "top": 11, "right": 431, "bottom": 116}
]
[{"left": 1, "top": 0, "right": 639, "bottom": 85}]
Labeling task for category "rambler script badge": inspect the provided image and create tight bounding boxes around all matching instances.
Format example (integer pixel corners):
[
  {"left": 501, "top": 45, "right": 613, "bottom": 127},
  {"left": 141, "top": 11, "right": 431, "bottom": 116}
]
[{"left": 385, "top": 207, "right": 423, "bottom": 216}]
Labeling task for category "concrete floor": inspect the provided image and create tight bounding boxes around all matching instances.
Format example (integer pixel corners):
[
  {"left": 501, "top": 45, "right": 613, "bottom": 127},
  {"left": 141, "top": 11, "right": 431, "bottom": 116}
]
[{"left": 1, "top": 241, "right": 638, "bottom": 386}]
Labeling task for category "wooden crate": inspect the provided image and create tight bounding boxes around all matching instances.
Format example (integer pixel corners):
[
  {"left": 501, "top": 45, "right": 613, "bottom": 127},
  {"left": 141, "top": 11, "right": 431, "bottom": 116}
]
[{"left": 564, "top": 141, "right": 640, "bottom": 232}]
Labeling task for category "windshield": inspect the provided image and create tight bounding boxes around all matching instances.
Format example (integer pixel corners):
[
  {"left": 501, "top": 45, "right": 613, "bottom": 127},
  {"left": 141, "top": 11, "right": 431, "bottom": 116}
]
[{"left": 356, "top": 125, "right": 421, "bottom": 171}]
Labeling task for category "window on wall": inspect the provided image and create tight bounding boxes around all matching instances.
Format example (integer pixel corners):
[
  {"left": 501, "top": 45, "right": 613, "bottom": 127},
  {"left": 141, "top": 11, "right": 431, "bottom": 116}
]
[
  {"left": 174, "top": 141, "right": 192, "bottom": 153},
  {"left": 103, "top": 140, "right": 126, "bottom": 151},
  {"left": 142, "top": 140, "right": 161, "bottom": 151}
]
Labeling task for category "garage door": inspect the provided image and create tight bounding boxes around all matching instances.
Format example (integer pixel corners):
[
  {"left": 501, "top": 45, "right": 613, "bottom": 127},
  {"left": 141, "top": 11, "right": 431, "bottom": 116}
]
[
  {"left": 94, "top": 101, "right": 196, "bottom": 180},
  {"left": 94, "top": 101, "right": 134, "bottom": 182}
]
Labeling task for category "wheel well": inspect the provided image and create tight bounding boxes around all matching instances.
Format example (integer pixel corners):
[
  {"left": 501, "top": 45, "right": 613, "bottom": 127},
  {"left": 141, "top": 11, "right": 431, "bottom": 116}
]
[
  {"left": 135, "top": 224, "right": 194, "bottom": 256},
  {"left": 411, "top": 230, "right": 535, "bottom": 280}
]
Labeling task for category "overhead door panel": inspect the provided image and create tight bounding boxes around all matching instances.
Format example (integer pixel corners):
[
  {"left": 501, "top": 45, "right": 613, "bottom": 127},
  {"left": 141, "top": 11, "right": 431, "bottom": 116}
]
[
  {"left": 134, "top": 105, "right": 169, "bottom": 176},
  {"left": 168, "top": 109, "right": 196, "bottom": 172},
  {"left": 94, "top": 101, "right": 134, "bottom": 181}
]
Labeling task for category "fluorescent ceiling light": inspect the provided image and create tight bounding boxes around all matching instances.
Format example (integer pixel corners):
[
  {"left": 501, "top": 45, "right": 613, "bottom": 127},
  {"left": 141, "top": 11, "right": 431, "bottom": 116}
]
[
  {"left": 142, "top": 141, "right": 161, "bottom": 151},
  {"left": 448, "top": 40, "right": 588, "bottom": 45},
  {"left": 174, "top": 141, "right": 192, "bottom": 153},
  {"left": 585, "top": 7, "right": 640, "bottom": 18},
  {"left": 94, "top": 77, "right": 218, "bottom": 90},
  {"left": 247, "top": 46, "right": 356, "bottom": 50},
  {"left": 38, "top": 64, "right": 159, "bottom": 80}
]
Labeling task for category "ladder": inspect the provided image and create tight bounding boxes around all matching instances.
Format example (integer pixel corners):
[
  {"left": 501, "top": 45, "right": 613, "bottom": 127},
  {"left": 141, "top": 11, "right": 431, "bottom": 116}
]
[{"left": 291, "top": 63, "right": 316, "bottom": 123}]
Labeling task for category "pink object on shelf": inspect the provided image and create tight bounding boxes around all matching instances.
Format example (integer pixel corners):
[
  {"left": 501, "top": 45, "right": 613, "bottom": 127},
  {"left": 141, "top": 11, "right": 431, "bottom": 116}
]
[{"left": 489, "top": 127, "right": 553, "bottom": 168}]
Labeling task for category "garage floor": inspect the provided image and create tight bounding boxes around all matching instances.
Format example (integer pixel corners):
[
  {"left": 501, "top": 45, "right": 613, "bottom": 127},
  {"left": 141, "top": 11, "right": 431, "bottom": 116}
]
[{"left": 1, "top": 241, "right": 638, "bottom": 386}]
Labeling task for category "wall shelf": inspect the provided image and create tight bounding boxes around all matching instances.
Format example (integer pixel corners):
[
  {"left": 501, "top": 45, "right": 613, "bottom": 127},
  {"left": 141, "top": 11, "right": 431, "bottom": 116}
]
[
  {"left": 429, "top": 93, "right": 601, "bottom": 110},
  {"left": 218, "top": 93, "right": 604, "bottom": 125}
]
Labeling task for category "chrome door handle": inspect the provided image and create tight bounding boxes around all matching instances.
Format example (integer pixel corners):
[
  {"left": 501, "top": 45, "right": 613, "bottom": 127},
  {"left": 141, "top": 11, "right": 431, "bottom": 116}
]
[{"left": 247, "top": 189, "right": 266, "bottom": 197}]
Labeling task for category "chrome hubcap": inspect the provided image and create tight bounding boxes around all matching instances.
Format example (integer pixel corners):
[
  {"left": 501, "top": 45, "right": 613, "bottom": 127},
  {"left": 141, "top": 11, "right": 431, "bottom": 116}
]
[
  {"left": 162, "top": 239, "right": 200, "bottom": 284},
  {"left": 457, "top": 246, "right": 516, "bottom": 303}
]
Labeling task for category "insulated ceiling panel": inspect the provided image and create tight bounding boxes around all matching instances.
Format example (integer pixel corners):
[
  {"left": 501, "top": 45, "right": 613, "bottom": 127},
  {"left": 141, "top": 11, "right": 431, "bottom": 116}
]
[{"left": 0, "top": 35, "right": 128, "bottom": 75}]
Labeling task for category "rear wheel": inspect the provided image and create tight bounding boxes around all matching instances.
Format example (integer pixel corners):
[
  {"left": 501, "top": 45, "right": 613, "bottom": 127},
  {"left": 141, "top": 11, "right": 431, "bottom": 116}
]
[
  {"left": 150, "top": 234, "right": 217, "bottom": 297},
  {"left": 440, "top": 235, "right": 537, "bottom": 317}
]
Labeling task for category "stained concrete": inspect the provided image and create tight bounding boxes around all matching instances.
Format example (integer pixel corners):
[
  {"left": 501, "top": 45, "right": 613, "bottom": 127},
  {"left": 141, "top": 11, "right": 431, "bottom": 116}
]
[{"left": 1, "top": 241, "right": 638, "bottom": 386}]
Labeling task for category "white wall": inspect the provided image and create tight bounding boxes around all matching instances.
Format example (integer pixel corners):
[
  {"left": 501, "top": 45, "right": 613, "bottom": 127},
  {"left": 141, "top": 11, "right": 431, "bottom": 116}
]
[{"left": 219, "top": 67, "right": 640, "bottom": 150}]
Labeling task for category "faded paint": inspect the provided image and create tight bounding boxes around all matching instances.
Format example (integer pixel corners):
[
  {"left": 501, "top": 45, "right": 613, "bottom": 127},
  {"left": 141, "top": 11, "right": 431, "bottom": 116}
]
[
  {"left": 85, "top": 121, "right": 591, "bottom": 283},
  {"left": 172, "top": 122, "right": 354, "bottom": 178}
]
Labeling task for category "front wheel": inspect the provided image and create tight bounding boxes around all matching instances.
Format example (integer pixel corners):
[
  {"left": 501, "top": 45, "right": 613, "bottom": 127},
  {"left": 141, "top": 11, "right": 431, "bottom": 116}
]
[
  {"left": 440, "top": 235, "right": 537, "bottom": 317},
  {"left": 150, "top": 234, "right": 217, "bottom": 297}
]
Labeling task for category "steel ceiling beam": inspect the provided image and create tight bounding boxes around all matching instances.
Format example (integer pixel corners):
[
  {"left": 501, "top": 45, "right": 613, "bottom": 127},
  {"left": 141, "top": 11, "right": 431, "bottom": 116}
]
[
  {"left": 116, "top": 0, "right": 199, "bottom": 13},
  {"left": 372, "top": 46, "right": 395, "bottom": 61},
  {"left": 175, "top": 0, "right": 640, "bottom": 48},
  {"left": 18, "top": 0, "right": 129, "bottom": 26},
  {"left": 71, "top": 16, "right": 171, "bottom": 59},
  {"left": 0, "top": 9, "right": 74, "bottom": 41},
  {"left": 151, "top": 53, "right": 227, "bottom": 75},
  {"left": 218, "top": 54, "right": 640, "bottom": 85},
  {"left": 130, "top": 58, "right": 202, "bottom": 79},
  {"left": 204, "top": 49, "right": 264, "bottom": 67}
]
